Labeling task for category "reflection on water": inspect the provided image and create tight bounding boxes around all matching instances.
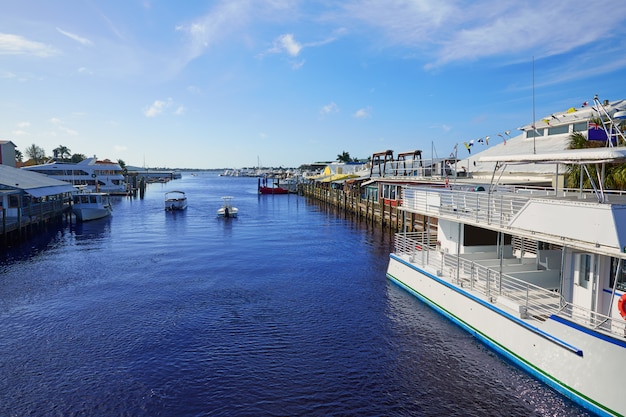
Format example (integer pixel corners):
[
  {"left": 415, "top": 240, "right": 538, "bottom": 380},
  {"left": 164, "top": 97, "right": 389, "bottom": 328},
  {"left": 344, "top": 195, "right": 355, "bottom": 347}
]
[{"left": 0, "top": 173, "right": 589, "bottom": 417}]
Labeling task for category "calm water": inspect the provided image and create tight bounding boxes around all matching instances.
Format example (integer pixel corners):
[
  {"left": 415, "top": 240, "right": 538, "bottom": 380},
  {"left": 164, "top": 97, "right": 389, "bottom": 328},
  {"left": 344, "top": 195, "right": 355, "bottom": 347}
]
[{"left": 0, "top": 173, "right": 589, "bottom": 417}]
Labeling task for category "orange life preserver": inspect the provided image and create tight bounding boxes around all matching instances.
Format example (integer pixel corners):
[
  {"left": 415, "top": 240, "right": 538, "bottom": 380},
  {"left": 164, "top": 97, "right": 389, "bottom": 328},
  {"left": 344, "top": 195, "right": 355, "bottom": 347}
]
[{"left": 618, "top": 294, "right": 626, "bottom": 319}]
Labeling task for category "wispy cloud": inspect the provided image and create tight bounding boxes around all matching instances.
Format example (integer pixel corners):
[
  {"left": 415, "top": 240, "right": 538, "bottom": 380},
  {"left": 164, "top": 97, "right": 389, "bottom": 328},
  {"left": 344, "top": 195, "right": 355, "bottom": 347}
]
[
  {"left": 56, "top": 28, "right": 94, "bottom": 46},
  {"left": 270, "top": 34, "right": 302, "bottom": 57},
  {"left": 144, "top": 98, "right": 184, "bottom": 117},
  {"left": 0, "top": 33, "right": 59, "bottom": 57},
  {"left": 353, "top": 106, "right": 372, "bottom": 119},
  {"left": 320, "top": 102, "right": 339, "bottom": 116},
  {"left": 341, "top": 0, "right": 626, "bottom": 70}
]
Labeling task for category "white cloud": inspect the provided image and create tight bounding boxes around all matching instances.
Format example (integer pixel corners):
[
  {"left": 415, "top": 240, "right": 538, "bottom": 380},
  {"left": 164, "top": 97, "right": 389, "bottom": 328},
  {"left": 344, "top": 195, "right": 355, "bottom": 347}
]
[
  {"left": 320, "top": 102, "right": 339, "bottom": 115},
  {"left": 17, "top": 122, "right": 30, "bottom": 128},
  {"left": 353, "top": 106, "right": 372, "bottom": 119},
  {"left": 0, "top": 33, "right": 59, "bottom": 57},
  {"left": 272, "top": 34, "right": 302, "bottom": 57},
  {"left": 56, "top": 28, "right": 94, "bottom": 46},
  {"left": 143, "top": 98, "right": 181, "bottom": 117},
  {"left": 114, "top": 145, "right": 128, "bottom": 152},
  {"left": 11, "top": 130, "right": 28, "bottom": 136},
  {"left": 341, "top": 0, "right": 626, "bottom": 69}
]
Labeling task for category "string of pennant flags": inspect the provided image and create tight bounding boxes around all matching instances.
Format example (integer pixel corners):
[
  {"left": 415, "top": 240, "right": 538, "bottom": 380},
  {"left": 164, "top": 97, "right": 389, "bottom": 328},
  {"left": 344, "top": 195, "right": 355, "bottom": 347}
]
[{"left": 454, "top": 130, "right": 511, "bottom": 156}]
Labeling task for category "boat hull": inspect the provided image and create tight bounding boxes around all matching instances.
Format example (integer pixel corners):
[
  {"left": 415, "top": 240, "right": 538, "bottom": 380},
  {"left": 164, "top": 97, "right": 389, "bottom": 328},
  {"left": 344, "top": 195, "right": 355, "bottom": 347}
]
[
  {"left": 387, "top": 254, "right": 625, "bottom": 417},
  {"left": 165, "top": 201, "right": 187, "bottom": 211},
  {"left": 72, "top": 206, "right": 112, "bottom": 221},
  {"left": 258, "top": 186, "right": 290, "bottom": 194}
]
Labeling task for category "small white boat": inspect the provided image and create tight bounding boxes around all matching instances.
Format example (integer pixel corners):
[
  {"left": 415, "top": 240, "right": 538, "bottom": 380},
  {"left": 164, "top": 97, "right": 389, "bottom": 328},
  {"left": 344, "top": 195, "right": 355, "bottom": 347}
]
[
  {"left": 165, "top": 191, "right": 187, "bottom": 211},
  {"left": 72, "top": 191, "right": 112, "bottom": 221},
  {"left": 217, "top": 196, "right": 238, "bottom": 218}
]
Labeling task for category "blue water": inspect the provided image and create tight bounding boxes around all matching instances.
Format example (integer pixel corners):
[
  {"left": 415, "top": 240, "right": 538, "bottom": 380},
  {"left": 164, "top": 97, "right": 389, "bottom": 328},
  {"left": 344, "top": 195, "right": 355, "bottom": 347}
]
[{"left": 0, "top": 173, "right": 590, "bottom": 416}]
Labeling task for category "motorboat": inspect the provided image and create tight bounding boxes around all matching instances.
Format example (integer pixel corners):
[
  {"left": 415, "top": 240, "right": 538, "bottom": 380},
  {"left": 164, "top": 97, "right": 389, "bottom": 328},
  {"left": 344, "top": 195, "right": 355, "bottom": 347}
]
[
  {"left": 217, "top": 196, "right": 238, "bottom": 218},
  {"left": 72, "top": 191, "right": 112, "bottom": 221},
  {"left": 258, "top": 175, "right": 298, "bottom": 194},
  {"left": 164, "top": 191, "right": 187, "bottom": 211},
  {"left": 23, "top": 157, "right": 128, "bottom": 194}
]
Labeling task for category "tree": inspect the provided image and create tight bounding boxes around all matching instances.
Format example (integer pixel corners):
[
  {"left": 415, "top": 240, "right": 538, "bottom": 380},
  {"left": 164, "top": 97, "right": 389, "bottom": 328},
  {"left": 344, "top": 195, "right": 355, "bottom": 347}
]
[
  {"left": 566, "top": 130, "right": 626, "bottom": 190},
  {"left": 337, "top": 151, "right": 352, "bottom": 162},
  {"left": 53, "top": 145, "right": 71, "bottom": 161},
  {"left": 117, "top": 159, "right": 126, "bottom": 170},
  {"left": 71, "top": 153, "right": 87, "bottom": 163},
  {"left": 15, "top": 149, "right": 23, "bottom": 163},
  {"left": 24, "top": 144, "right": 46, "bottom": 164}
]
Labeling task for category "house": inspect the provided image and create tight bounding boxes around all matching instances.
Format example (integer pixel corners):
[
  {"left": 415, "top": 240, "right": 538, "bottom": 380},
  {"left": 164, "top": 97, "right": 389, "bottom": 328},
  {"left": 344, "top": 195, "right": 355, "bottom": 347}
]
[
  {"left": 0, "top": 141, "right": 17, "bottom": 167},
  {"left": 0, "top": 165, "right": 76, "bottom": 237}
]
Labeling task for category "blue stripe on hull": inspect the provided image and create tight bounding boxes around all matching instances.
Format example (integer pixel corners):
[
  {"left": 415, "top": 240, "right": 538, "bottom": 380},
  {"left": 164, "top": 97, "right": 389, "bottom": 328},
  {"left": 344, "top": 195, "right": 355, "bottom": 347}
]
[{"left": 387, "top": 255, "right": 617, "bottom": 417}]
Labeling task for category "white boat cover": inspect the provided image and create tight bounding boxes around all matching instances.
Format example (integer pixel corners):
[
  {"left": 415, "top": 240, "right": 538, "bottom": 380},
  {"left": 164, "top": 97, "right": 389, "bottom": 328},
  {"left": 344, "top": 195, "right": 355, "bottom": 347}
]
[{"left": 479, "top": 147, "right": 626, "bottom": 165}]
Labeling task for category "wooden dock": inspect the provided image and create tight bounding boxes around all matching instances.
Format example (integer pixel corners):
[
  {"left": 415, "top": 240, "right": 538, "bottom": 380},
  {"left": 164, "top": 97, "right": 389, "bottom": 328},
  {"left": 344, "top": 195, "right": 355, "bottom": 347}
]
[{"left": 300, "top": 182, "right": 435, "bottom": 233}]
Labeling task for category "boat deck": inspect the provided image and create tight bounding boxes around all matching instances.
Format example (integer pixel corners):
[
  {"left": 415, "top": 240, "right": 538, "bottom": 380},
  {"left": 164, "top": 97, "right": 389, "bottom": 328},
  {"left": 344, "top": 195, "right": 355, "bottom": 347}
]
[{"left": 393, "top": 232, "right": 626, "bottom": 338}]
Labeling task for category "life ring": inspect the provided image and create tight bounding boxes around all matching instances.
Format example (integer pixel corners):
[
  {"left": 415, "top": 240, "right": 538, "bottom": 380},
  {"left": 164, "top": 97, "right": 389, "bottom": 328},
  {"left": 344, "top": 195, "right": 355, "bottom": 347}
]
[{"left": 618, "top": 294, "right": 626, "bottom": 319}]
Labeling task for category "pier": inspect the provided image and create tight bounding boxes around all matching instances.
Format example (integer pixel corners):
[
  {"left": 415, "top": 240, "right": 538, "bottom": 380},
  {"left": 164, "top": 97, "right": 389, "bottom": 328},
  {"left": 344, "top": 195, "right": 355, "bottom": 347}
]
[{"left": 300, "top": 182, "right": 434, "bottom": 233}]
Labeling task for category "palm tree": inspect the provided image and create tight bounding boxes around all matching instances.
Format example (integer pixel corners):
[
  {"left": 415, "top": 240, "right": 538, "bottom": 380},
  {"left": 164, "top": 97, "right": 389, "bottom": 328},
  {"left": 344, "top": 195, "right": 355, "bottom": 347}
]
[
  {"left": 336, "top": 151, "right": 352, "bottom": 162},
  {"left": 24, "top": 144, "right": 46, "bottom": 164},
  {"left": 566, "top": 130, "right": 626, "bottom": 190},
  {"left": 53, "top": 145, "right": 71, "bottom": 161}
]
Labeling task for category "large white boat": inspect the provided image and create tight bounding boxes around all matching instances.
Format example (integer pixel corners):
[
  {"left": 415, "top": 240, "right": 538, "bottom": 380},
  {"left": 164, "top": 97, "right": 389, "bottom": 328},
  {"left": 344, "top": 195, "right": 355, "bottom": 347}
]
[
  {"left": 72, "top": 191, "right": 112, "bottom": 221},
  {"left": 23, "top": 157, "right": 128, "bottom": 194},
  {"left": 387, "top": 143, "right": 626, "bottom": 416}
]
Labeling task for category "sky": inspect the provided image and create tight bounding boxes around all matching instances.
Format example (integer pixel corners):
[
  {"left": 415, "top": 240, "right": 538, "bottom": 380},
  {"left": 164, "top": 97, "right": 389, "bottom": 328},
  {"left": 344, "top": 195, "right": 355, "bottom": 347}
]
[{"left": 2, "top": 1, "right": 626, "bottom": 170}]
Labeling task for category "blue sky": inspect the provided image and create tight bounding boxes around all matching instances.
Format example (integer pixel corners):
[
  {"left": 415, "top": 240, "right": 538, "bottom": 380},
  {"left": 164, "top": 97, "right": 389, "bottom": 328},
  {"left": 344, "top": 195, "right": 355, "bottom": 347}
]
[{"left": 2, "top": 1, "right": 626, "bottom": 169}]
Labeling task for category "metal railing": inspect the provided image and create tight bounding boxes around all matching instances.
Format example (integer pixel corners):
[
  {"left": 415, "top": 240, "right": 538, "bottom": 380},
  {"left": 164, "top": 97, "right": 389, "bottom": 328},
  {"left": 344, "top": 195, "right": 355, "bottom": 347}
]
[{"left": 393, "top": 232, "right": 626, "bottom": 338}]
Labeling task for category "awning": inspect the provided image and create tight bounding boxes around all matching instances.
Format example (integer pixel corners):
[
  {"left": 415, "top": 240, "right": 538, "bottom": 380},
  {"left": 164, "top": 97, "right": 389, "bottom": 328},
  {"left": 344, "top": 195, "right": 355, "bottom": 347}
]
[{"left": 25, "top": 185, "right": 76, "bottom": 197}]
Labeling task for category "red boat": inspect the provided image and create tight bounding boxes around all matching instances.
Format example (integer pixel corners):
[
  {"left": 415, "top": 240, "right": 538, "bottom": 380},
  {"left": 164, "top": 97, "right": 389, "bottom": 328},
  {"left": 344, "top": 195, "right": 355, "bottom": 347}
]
[{"left": 258, "top": 176, "right": 297, "bottom": 194}]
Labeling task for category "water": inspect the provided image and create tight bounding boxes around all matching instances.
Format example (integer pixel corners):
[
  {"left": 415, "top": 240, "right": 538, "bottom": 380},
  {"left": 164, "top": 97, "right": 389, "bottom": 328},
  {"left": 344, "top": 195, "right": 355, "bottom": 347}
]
[{"left": 0, "top": 173, "right": 590, "bottom": 417}]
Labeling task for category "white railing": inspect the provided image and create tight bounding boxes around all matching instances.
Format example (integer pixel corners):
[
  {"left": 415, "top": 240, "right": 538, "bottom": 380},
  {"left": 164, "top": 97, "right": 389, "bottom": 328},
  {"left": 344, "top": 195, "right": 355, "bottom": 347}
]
[
  {"left": 393, "top": 232, "right": 626, "bottom": 338},
  {"left": 401, "top": 187, "right": 533, "bottom": 228}
]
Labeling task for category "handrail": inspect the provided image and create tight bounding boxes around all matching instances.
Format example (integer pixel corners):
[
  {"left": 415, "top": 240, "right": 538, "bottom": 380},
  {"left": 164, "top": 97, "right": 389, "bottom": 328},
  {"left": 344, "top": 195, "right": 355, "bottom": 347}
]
[{"left": 393, "top": 232, "right": 626, "bottom": 338}]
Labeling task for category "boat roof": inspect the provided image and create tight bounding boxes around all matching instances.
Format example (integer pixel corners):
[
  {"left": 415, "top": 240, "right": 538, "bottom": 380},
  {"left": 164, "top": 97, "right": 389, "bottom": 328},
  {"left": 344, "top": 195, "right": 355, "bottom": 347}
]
[
  {"left": 0, "top": 165, "right": 76, "bottom": 197},
  {"left": 479, "top": 146, "right": 626, "bottom": 165}
]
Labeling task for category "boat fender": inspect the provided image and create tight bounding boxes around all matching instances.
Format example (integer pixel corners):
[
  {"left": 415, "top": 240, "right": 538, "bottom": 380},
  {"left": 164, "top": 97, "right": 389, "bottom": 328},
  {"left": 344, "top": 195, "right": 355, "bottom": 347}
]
[{"left": 618, "top": 294, "right": 626, "bottom": 319}]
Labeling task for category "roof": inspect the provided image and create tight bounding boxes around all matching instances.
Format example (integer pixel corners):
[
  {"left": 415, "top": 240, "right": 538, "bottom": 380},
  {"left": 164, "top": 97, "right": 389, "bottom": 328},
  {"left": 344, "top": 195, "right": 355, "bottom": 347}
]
[
  {"left": 0, "top": 165, "right": 76, "bottom": 196},
  {"left": 479, "top": 147, "right": 626, "bottom": 165},
  {"left": 458, "top": 98, "right": 626, "bottom": 178}
]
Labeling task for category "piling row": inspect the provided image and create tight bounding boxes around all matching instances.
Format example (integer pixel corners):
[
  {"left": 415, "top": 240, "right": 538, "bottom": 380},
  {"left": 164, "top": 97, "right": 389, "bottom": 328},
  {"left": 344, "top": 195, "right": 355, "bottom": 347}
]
[{"left": 300, "top": 182, "right": 434, "bottom": 233}]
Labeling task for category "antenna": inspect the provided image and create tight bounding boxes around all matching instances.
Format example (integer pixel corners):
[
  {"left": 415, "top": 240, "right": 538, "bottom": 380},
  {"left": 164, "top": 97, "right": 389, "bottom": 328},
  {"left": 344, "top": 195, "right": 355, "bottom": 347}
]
[{"left": 532, "top": 56, "right": 536, "bottom": 154}]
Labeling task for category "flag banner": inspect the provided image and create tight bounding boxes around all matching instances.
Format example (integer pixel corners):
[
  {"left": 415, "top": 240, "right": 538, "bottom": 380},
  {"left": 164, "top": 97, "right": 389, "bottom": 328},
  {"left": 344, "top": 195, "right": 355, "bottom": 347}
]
[
  {"left": 588, "top": 122, "right": 607, "bottom": 141},
  {"left": 588, "top": 122, "right": 617, "bottom": 142}
]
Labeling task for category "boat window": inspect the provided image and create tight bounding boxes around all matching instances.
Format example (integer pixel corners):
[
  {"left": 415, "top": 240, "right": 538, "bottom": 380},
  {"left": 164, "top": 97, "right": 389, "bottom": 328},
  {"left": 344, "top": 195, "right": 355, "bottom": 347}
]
[
  {"left": 526, "top": 128, "right": 544, "bottom": 138},
  {"left": 578, "top": 254, "right": 592, "bottom": 288},
  {"left": 610, "top": 257, "right": 626, "bottom": 292},
  {"left": 547, "top": 125, "right": 569, "bottom": 135},
  {"left": 573, "top": 122, "right": 587, "bottom": 132}
]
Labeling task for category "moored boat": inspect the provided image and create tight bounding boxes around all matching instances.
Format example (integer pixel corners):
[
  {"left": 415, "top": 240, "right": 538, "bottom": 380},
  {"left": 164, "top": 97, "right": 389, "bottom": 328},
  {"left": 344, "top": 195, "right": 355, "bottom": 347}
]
[
  {"left": 258, "top": 176, "right": 298, "bottom": 194},
  {"left": 217, "top": 196, "right": 238, "bottom": 218},
  {"left": 164, "top": 191, "right": 187, "bottom": 211},
  {"left": 387, "top": 144, "right": 626, "bottom": 417},
  {"left": 23, "top": 157, "right": 128, "bottom": 195},
  {"left": 72, "top": 191, "right": 112, "bottom": 221}
]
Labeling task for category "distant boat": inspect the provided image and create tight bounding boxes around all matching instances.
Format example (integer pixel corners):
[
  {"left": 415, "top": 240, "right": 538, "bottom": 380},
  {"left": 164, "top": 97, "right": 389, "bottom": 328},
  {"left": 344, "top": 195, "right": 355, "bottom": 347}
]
[
  {"left": 164, "top": 191, "right": 187, "bottom": 211},
  {"left": 217, "top": 196, "right": 238, "bottom": 218},
  {"left": 23, "top": 157, "right": 128, "bottom": 195},
  {"left": 72, "top": 191, "right": 112, "bottom": 221},
  {"left": 258, "top": 176, "right": 298, "bottom": 194}
]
